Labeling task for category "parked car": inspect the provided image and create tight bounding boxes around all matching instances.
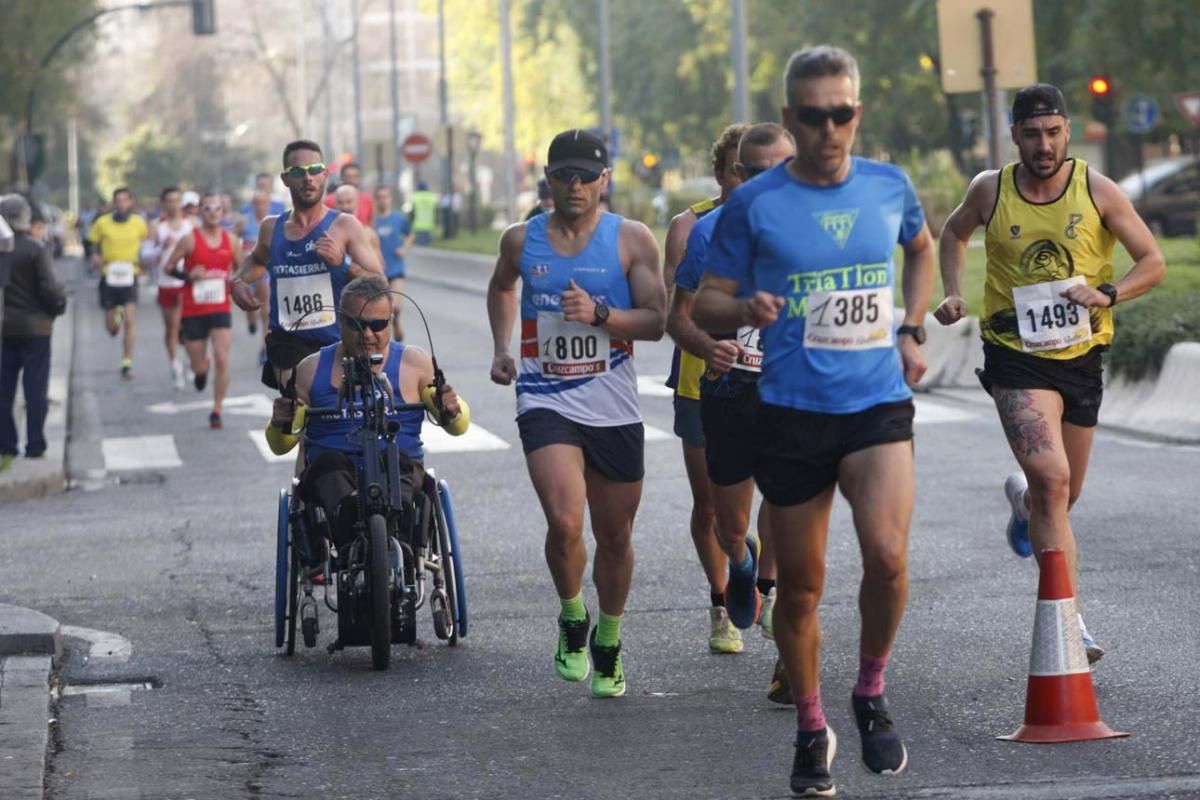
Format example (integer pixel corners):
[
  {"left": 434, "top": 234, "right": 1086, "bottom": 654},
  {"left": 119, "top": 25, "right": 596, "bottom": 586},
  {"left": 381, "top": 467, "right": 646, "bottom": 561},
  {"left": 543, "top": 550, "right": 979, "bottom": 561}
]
[{"left": 1117, "top": 155, "right": 1200, "bottom": 238}]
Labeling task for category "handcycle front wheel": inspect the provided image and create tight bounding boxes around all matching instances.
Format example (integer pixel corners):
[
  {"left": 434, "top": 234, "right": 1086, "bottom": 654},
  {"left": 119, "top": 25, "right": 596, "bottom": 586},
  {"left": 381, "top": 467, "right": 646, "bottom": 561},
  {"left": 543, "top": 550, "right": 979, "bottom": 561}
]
[
  {"left": 368, "top": 513, "right": 392, "bottom": 670},
  {"left": 274, "top": 488, "right": 297, "bottom": 651},
  {"left": 436, "top": 479, "right": 468, "bottom": 640}
]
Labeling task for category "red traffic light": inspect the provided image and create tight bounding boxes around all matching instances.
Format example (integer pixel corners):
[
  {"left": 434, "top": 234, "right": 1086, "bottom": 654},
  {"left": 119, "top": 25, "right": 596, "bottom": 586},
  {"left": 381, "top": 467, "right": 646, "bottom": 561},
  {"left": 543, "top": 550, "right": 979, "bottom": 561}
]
[{"left": 1088, "top": 76, "right": 1111, "bottom": 97}]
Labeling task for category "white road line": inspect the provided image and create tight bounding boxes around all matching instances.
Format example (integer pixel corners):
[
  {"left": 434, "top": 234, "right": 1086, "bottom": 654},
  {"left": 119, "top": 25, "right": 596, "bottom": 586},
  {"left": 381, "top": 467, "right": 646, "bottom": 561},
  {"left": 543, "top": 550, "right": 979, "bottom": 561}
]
[
  {"left": 637, "top": 375, "right": 675, "bottom": 398},
  {"left": 913, "top": 397, "right": 979, "bottom": 424},
  {"left": 423, "top": 423, "right": 511, "bottom": 454},
  {"left": 248, "top": 430, "right": 297, "bottom": 463},
  {"left": 149, "top": 394, "right": 275, "bottom": 417},
  {"left": 102, "top": 435, "right": 182, "bottom": 470},
  {"left": 644, "top": 424, "right": 673, "bottom": 442}
]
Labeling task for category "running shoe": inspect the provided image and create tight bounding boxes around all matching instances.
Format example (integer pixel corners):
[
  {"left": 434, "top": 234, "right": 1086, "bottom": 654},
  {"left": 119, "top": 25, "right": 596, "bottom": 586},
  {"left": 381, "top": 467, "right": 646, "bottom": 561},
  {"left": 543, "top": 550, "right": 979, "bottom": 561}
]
[
  {"left": 760, "top": 586, "right": 776, "bottom": 639},
  {"left": 248, "top": 321, "right": 258, "bottom": 335},
  {"left": 554, "top": 611, "right": 591, "bottom": 682},
  {"left": 120, "top": 358, "right": 133, "bottom": 380},
  {"left": 111, "top": 306, "right": 124, "bottom": 336},
  {"left": 0, "top": 454, "right": 15, "bottom": 473},
  {"left": 851, "top": 693, "right": 908, "bottom": 776},
  {"left": 725, "top": 532, "right": 761, "bottom": 629},
  {"left": 209, "top": 411, "right": 223, "bottom": 430},
  {"left": 194, "top": 371, "right": 208, "bottom": 392},
  {"left": 172, "top": 359, "right": 185, "bottom": 391},
  {"left": 588, "top": 628, "right": 626, "bottom": 698},
  {"left": 1004, "top": 471, "right": 1033, "bottom": 558},
  {"left": 790, "top": 727, "right": 836, "bottom": 797},
  {"left": 1079, "top": 614, "right": 1105, "bottom": 665},
  {"left": 768, "top": 658, "right": 793, "bottom": 705},
  {"left": 708, "top": 606, "right": 743, "bottom": 654}
]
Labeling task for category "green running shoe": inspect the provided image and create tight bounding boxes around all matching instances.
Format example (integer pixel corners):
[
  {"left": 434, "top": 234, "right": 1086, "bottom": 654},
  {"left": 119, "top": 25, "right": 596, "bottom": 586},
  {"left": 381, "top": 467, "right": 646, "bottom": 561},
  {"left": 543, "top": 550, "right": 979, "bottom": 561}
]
[
  {"left": 768, "top": 657, "right": 793, "bottom": 705},
  {"left": 554, "top": 612, "right": 591, "bottom": 682},
  {"left": 708, "top": 606, "right": 744, "bottom": 654},
  {"left": 588, "top": 628, "right": 626, "bottom": 698}
]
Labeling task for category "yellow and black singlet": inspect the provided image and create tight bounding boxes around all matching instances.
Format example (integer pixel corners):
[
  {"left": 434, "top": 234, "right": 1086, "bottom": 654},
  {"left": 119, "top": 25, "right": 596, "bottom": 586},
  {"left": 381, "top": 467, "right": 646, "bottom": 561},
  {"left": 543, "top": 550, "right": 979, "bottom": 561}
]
[
  {"left": 982, "top": 159, "right": 1115, "bottom": 360},
  {"left": 667, "top": 197, "right": 719, "bottom": 399}
]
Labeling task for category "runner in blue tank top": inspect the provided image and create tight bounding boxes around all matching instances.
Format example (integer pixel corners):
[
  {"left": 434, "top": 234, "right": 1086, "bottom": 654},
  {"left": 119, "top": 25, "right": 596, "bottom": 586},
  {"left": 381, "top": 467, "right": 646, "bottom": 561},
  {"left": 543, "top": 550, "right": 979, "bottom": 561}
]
[
  {"left": 230, "top": 139, "right": 385, "bottom": 393},
  {"left": 487, "top": 129, "right": 665, "bottom": 699},
  {"left": 373, "top": 184, "right": 414, "bottom": 341},
  {"left": 692, "top": 47, "right": 936, "bottom": 797},
  {"left": 235, "top": 189, "right": 273, "bottom": 341}
]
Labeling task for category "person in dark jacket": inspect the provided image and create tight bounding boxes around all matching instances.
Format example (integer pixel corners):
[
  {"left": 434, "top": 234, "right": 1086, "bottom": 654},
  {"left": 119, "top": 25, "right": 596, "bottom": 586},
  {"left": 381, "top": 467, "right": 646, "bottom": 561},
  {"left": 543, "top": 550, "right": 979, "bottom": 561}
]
[{"left": 0, "top": 194, "right": 67, "bottom": 468}]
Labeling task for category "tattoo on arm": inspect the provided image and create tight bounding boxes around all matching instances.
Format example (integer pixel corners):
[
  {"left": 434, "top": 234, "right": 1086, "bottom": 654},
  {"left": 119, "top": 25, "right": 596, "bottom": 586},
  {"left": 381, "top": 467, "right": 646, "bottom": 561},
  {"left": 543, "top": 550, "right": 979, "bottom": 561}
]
[{"left": 996, "top": 389, "right": 1054, "bottom": 457}]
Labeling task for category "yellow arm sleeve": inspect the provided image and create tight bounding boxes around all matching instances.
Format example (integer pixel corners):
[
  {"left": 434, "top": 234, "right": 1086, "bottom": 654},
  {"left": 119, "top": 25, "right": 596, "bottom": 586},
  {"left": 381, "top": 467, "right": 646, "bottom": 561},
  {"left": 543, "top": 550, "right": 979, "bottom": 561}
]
[
  {"left": 264, "top": 404, "right": 307, "bottom": 455},
  {"left": 421, "top": 386, "right": 471, "bottom": 436}
]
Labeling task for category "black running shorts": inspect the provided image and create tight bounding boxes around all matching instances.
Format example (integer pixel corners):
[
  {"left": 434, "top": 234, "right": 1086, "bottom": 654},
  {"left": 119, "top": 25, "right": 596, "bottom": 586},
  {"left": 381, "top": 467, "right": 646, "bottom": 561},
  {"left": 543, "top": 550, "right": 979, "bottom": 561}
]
[
  {"left": 517, "top": 408, "right": 644, "bottom": 483},
  {"left": 180, "top": 312, "right": 232, "bottom": 342},
  {"left": 977, "top": 343, "right": 1104, "bottom": 428},
  {"left": 100, "top": 278, "right": 138, "bottom": 310},
  {"left": 700, "top": 379, "right": 760, "bottom": 487},
  {"left": 753, "top": 400, "right": 915, "bottom": 507}
]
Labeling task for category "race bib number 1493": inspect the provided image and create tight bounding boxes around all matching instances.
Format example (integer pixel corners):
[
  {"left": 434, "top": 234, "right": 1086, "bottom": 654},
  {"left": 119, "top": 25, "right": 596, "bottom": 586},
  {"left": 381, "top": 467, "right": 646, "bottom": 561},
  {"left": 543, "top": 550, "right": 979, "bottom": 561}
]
[{"left": 1012, "top": 276, "right": 1092, "bottom": 353}]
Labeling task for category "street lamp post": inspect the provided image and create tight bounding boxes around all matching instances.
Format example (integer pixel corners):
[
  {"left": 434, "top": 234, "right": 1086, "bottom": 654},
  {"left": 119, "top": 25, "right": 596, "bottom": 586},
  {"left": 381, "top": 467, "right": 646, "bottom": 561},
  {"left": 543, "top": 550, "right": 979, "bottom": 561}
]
[{"left": 466, "top": 129, "right": 482, "bottom": 233}]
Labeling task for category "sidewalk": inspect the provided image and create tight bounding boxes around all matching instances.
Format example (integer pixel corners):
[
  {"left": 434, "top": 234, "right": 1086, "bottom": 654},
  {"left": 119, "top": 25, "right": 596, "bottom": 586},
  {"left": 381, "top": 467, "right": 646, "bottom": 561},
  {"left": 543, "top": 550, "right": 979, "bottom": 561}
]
[
  {"left": 0, "top": 604, "right": 59, "bottom": 800},
  {"left": 0, "top": 256, "right": 80, "bottom": 503}
]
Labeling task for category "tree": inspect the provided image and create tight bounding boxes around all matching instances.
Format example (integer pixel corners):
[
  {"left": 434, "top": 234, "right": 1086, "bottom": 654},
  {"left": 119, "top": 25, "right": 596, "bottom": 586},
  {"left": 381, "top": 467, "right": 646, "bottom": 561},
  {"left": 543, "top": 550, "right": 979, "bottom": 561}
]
[{"left": 98, "top": 125, "right": 185, "bottom": 201}]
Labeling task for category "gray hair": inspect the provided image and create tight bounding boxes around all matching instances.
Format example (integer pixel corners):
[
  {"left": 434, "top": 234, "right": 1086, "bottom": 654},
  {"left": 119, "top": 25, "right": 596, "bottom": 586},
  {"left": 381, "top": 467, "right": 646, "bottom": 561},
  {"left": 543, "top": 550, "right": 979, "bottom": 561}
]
[
  {"left": 783, "top": 45, "right": 860, "bottom": 105},
  {"left": 0, "top": 194, "right": 32, "bottom": 232},
  {"left": 738, "top": 122, "right": 795, "bottom": 161},
  {"left": 339, "top": 275, "right": 392, "bottom": 315}
]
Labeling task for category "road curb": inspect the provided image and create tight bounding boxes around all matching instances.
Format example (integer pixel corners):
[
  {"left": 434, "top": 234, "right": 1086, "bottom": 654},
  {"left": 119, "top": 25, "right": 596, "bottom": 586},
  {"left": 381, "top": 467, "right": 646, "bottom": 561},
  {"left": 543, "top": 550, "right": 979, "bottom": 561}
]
[{"left": 0, "top": 654, "right": 54, "bottom": 800}]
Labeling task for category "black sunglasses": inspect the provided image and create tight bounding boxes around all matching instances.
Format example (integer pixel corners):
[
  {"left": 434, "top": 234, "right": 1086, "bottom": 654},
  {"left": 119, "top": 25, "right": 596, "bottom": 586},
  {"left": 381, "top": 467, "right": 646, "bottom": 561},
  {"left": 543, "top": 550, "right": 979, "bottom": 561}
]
[
  {"left": 549, "top": 167, "right": 603, "bottom": 184},
  {"left": 348, "top": 316, "right": 390, "bottom": 333},
  {"left": 790, "top": 105, "right": 857, "bottom": 128}
]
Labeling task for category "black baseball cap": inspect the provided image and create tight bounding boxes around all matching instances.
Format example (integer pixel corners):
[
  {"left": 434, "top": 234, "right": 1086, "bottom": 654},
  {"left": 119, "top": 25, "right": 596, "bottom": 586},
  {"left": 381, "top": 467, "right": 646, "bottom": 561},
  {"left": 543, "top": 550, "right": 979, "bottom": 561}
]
[
  {"left": 1012, "top": 83, "right": 1069, "bottom": 124},
  {"left": 547, "top": 129, "right": 608, "bottom": 173}
]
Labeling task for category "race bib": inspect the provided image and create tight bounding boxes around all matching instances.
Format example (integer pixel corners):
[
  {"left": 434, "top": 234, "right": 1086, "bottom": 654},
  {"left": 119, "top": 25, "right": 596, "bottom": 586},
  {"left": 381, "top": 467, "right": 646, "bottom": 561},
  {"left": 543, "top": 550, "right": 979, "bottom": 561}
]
[
  {"left": 192, "top": 277, "right": 227, "bottom": 306},
  {"left": 804, "top": 287, "right": 894, "bottom": 351},
  {"left": 733, "top": 325, "right": 763, "bottom": 373},
  {"left": 537, "top": 312, "right": 608, "bottom": 379},
  {"left": 278, "top": 273, "right": 335, "bottom": 330},
  {"left": 106, "top": 260, "right": 136, "bottom": 288},
  {"left": 1012, "top": 276, "right": 1092, "bottom": 353}
]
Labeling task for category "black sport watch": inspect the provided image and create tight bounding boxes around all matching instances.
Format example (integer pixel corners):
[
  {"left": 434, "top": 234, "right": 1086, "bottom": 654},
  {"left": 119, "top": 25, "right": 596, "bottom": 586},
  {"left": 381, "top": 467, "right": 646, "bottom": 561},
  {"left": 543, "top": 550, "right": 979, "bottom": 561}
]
[
  {"left": 591, "top": 301, "right": 610, "bottom": 327},
  {"left": 1096, "top": 283, "right": 1118, "bottom": 307},
  {"left": 897, "top": 324, "right": 927, "bottom": 345}
]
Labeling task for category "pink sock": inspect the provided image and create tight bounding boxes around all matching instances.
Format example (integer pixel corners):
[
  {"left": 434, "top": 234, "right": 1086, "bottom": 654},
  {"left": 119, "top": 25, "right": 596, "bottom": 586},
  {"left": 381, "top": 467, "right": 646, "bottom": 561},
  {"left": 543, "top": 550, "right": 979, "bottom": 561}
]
[
  {"left": 794, "top": 689, "right": 826, "bottom": 733},
  {"left": 854, "top": 650, "right": 889, "bottom": 697}
]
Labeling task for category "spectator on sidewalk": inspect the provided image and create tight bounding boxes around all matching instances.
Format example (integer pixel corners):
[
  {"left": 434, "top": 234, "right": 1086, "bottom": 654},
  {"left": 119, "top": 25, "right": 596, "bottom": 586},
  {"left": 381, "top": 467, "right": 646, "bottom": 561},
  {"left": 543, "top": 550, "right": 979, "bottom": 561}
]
[{"left": 0, "top": 194, "right": 67, "bottom": 471}]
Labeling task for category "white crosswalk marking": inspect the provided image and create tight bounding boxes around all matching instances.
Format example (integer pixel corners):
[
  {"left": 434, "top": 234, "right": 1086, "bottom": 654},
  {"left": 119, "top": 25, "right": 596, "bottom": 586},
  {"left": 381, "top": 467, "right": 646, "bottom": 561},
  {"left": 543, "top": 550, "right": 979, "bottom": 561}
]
[
  {"left": 247, "top": 430, "right": 296, "bottom": 464},
  {"left": 247, "top": 423, "right": 511, "bottom": 463},
  {"left": 102, "top": 435, "right": 182, "bottom": 470},
  {"left": 637, "top": 375, "right": 674, "bottom": 398},
  {"left": 644, "top": 424, "right": 673, "bottom": 442}
]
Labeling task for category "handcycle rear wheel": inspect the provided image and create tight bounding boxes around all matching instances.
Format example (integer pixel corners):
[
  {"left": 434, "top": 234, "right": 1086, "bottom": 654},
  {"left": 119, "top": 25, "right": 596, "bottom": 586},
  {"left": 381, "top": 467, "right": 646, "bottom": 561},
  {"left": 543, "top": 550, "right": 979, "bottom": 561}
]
[
  {"left": 431, "top": 490, "right": 459, "bottom": 646},
  {"left": 275, "top": 489, "right": 299, "bottom": 653},
  {"left": 368, "top": 513, "right": 392, "bottom": 670},
  {"left": 437, "top": 479, "right": 468, "bottom": 639}
]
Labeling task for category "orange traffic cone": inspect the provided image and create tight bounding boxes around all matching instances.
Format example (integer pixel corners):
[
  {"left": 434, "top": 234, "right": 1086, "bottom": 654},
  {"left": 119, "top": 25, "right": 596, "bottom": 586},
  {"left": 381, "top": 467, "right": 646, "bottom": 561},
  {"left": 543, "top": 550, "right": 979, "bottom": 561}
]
[{"left": 999, "top": 548, "right": 1128, "bottom": 744}]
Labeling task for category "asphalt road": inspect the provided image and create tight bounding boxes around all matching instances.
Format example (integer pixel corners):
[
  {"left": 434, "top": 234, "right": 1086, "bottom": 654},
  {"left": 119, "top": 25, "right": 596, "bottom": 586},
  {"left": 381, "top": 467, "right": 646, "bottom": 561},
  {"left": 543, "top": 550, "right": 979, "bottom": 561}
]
[{"left": 4, "top": 257, "right": 1199, "bottom": 800}]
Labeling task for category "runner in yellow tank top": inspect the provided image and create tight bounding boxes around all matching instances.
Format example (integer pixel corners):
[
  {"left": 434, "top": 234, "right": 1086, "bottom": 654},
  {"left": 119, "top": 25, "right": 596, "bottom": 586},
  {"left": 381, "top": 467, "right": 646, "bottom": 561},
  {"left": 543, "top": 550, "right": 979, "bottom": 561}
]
[{"left": 936, "top": 84, "right": 1165, "bottom": 664}]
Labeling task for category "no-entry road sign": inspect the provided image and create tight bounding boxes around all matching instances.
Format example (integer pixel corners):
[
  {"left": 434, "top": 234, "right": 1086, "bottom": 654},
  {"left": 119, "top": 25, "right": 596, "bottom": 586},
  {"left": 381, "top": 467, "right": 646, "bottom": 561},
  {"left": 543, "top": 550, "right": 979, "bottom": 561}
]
[{"left": 402, "top": 133, "right": 433, "bottom": 164}]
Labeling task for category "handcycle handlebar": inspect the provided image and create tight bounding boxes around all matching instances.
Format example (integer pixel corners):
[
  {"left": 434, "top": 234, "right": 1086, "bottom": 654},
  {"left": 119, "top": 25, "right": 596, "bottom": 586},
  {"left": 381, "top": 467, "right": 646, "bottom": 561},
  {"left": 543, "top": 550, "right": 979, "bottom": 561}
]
[{"left": 304, "top": 400, "right": 428, "bottom": 419}]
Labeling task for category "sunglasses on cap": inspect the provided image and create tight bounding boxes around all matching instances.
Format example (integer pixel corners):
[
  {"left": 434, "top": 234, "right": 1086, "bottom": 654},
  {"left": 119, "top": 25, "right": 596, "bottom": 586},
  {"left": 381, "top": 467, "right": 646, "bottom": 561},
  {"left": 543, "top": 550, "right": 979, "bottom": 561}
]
[
  {"left": 790, "top": 105, "right": 857, "bottom": 128},
  {"left": 284, "top": 162, "right": 326, "bottom": 179},
  {"left": 549, "top": 166, "right": 604, "bottom": 185},
  {"left": 348, "top": 316, "right": 390, "bottom": 333}
]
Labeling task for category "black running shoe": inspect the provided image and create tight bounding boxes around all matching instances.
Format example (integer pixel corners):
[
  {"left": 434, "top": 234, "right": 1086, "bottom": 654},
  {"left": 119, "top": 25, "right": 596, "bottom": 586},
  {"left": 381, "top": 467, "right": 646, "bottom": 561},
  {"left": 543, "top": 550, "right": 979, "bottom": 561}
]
[
  {"left": 791, "top": 727, "right": 836, "bottom": 797},
  {"left": 554, "top": 611, "right": 591, "bottom": 682},
  {"left": 851, "top": 693, "right": 908, "bottom": 775},
  {"left": 194, "top": 371, "right": 208, "bottom": 392}
]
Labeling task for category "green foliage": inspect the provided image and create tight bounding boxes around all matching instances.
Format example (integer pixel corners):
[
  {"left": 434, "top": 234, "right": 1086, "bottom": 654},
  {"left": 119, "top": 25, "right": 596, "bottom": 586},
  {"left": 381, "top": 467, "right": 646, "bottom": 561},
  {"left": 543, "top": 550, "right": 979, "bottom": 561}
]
[
  {"left": 99, "top": 125, "right": 185, "bottom": 202},
  {"left": 1108, "top": 290, "right": 1200, "bottom": 381},
  {"left": 896, "top": 149, "right": 966, "bottom": 234},
  {"left": 0, "top": 0, "right": 98, "bottom": 134}
]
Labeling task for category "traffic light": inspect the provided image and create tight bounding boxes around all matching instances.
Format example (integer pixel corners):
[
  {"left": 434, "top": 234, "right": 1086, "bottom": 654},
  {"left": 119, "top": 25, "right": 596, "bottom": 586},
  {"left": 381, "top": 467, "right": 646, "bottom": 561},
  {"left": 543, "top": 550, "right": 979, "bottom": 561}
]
[
  {"left": 641, "top": 153, "right": 658, "bottom": 170},
  {"left": 192, "top": 0, "right": 215, "bottom": 35},
  {"left": 1089, "top": 74, "right": 1115, "bottom": 125}
]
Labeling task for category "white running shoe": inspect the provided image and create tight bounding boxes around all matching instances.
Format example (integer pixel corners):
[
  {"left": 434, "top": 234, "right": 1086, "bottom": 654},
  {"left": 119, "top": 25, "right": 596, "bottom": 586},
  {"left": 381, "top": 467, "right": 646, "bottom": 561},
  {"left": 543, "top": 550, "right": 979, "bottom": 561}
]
[
  {"left": 172, "top": 359, "right": 185, "bottom": 391},
  {"left": 1004, "top": 472, "right": 1033, "bottom": 558},
  {"left": 708, "top": 606, "right": 743, "bottom": 654},
  {"left": 759, "top": 586, "right": 776, "bottom": 640}
]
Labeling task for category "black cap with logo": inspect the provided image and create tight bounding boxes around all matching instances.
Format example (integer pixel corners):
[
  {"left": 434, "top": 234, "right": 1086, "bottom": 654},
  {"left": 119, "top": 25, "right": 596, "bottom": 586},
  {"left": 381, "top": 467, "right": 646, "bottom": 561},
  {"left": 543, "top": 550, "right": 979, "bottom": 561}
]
[
  {"left": 1012, "top": 83, "right": 1069, "bottom": 124},
  {"left": 547, "top": 129, "right": 609, "bottom": 173}
]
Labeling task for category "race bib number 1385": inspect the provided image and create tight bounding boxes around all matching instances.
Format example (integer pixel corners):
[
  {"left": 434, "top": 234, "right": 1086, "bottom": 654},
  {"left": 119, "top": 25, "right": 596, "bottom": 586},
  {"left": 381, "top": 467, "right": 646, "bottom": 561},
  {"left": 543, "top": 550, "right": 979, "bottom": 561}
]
[{"left": 804, "top": 287, "right": 894, "bottom": 351}]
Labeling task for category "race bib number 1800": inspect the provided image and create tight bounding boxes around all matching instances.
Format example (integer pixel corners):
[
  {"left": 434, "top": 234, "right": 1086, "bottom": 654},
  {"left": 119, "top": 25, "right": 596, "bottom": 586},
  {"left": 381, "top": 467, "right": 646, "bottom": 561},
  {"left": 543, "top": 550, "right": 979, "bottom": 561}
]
[
  {"left": 804, "top": 287, "right": 894, "bottom": 351},
  {"left": 277, "top": 273, "right": 335, "bottom": 330},
  {"left": 537, "top": 312, "right": 608, "bottom": 379},
  {"left": 1012, "top": 276, "right": 1092, "bottom": 353}
]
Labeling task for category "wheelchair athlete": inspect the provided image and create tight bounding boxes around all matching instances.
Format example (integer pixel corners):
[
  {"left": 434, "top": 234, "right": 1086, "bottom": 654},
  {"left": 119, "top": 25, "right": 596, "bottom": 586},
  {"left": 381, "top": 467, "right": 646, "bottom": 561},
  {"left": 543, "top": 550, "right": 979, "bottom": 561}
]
[{"left": 265, "top": 275, "right": 469, "bottom": 552}]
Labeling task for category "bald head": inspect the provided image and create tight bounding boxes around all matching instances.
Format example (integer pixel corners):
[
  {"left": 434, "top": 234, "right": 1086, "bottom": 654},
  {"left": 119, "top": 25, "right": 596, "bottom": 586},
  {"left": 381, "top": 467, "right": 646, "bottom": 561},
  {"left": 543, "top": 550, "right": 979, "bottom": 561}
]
[{"left": 334, "top": 184, "right": 359, "bottom": 215}]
